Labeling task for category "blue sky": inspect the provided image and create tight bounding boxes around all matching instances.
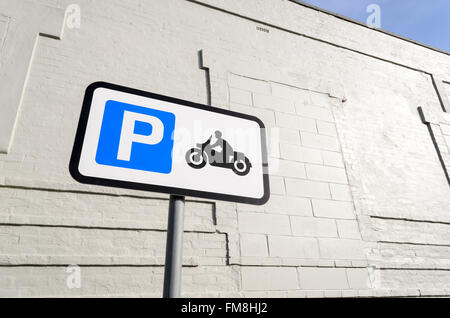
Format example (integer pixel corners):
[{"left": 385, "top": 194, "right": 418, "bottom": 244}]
[{"left": 299, "top": 0, "right": 450, "bottom": 53}]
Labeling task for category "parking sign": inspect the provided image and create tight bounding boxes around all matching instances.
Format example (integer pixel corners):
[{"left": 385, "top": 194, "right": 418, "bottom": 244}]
[{"left": 70, "top": 82, "right": 270, "bottom": 205}]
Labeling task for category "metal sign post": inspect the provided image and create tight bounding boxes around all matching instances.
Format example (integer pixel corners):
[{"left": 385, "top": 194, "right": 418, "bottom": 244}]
[{"left": 163, "top": 195, "right": 185, "bottom": 298}]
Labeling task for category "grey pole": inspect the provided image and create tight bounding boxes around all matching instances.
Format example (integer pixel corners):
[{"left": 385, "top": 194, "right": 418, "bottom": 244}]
[{"left": 163, "top": 195, "right": 185, "bottom": 298}]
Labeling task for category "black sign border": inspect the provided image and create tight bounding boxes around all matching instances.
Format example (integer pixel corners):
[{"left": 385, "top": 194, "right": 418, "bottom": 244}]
[{"left": 69, "top": 81, "right": 270, "bottom": 205}]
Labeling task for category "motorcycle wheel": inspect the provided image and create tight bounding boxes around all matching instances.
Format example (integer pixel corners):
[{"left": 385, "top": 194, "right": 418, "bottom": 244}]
[
  {"left": 232, "top": 157, "right": 251, "bottom": 176},
  {"left": 186, "top": 148, "right": 206, "bottom": 169}
]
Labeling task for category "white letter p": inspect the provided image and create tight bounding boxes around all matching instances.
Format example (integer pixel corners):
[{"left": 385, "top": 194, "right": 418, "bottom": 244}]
[{"left": 117, "top": 111, "right": 164, "bottom": 161}]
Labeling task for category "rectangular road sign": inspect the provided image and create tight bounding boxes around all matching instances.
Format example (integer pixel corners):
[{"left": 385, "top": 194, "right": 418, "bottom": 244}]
[{"left": 70, "top": 82, "right": 270, "bottom": 205}]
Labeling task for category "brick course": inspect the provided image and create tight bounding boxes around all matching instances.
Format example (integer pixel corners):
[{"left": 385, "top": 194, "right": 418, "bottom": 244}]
[{"left": 0, "top": 0, "right": 449, "bottom": 297}]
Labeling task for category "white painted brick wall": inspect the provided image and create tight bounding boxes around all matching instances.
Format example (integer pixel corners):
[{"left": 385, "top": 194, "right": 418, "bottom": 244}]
[
  {"left": 285, "top": 178, "right": 331, "bottom": 199},
  {"left": 301, "top": 132, "right": 339, "bottom": 151},
  {"left": 336, "top": 220, "right": 361, "bottom": 239},
  {"left": 277, "top": 160, "right": 307, "bottom": 178},
  {"left": 290, "top": 216, "right": 338, "bottom": 238},
  {"left": 253, "top": 93, "right": 296, "bottom": 114},
  {"left": 276, "top": 113, "right": 317, "bottom": 132},
  {"left": 305, "top": 164, "right": 348, "bottom": 184},
  {"left": 312, "top": 199, "right": 355, "bottom": 219},
  {"left": 346, "top": 268, "right": 370, "bottom": 289},
  {"left": 239, "top": 212, "right": 291, "bottom": 235},
  {"left": 322, "top": 150, "right": 344, "bottom": 168},
  {"left": 329, "top": 184, "right": 352, "bottom": 201},
  {"left": 279, "top": 144, "right": 323, "bottom": 164},
  {"left": 229, "top": 87, "right": 252, "bottom": 106},
  {"left": 295, "top": 104, "right": 334, "bottom": 122},
  {"left": 240, "top": 234, "right": 268, "bottom": 257},
  {"left": 278, "top": 127, "right": 301, "bottom": 145},
  {"left": 316, "top": 121, "right": 337, "bottom": 137},
  {"left": 1, "top": 0, "right": 449, "bottom": 297},
  {"left": 318, "top": 238, "right": 366, "bottom": 260},
  {"left": 241, "top": 267, "right": 299, "bottom": 291}
]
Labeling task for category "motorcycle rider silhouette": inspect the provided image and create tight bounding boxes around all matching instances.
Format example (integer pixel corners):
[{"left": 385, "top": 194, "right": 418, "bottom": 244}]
[
  {"left": 185, "top": 130, "right": 252, "bottom": 176},
  {"left": 209, "top": 131, "right": 233, "bottom": 164}
]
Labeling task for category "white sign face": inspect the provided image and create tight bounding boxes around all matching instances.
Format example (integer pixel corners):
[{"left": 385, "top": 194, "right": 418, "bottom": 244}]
[{"left": 70, "top": 82, "right": 270, "bottom": 205}]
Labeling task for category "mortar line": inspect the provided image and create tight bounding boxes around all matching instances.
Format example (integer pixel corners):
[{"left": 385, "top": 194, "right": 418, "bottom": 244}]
[
  {"left": 370, "top": 215, "right": 450, "bottom": 226},
  {"left": 187, "top": 0, "right": 437, "bottom": 76}
]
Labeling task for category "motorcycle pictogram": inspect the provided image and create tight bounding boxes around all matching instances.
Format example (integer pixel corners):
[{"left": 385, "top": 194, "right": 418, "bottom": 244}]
[{"left": 185, "top": 131, "right": 252, "bottom": 176}]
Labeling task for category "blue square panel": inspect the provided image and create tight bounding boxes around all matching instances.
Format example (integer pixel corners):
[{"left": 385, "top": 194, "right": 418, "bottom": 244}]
[{"left": 95, "top": 100, "right": 175, "bottom": 174}]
